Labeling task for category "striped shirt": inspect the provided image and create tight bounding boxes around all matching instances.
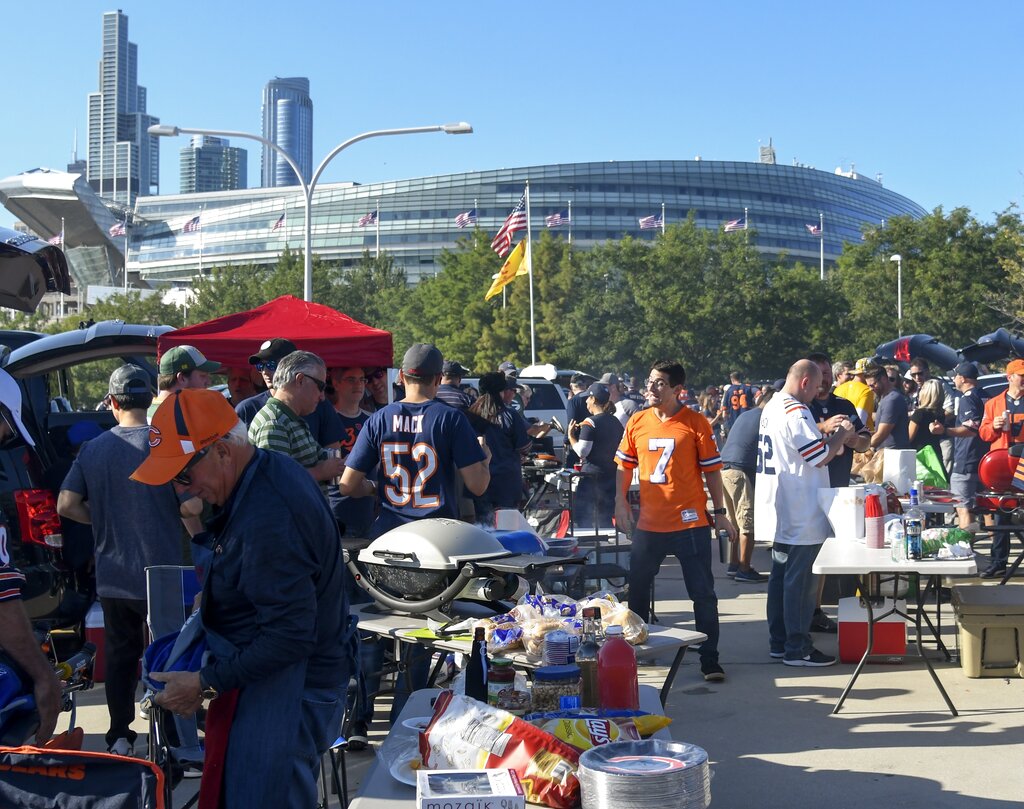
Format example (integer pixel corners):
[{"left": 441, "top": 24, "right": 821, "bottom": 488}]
[
  {"left": 615, "top": 405, "right": 722, "bottom": 532},
  {"left": 0, "top": 563, "right": 25, "bottom": 603},
  {"left": 249, "top": 397, "right": 325, "bottom": 490},
  {"left": 753, "top": 393, "right": 831, "bottom": 546}
]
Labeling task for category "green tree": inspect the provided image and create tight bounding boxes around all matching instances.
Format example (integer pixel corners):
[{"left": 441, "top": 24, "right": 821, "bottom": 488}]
[{"left": 336, "top": 251, "right": 411, "bottom": 360}]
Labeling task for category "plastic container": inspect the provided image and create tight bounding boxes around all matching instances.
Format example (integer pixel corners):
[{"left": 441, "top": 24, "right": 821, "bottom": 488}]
[
  {"left": 597, "top": 625, "right": 639, "bottom": 710},
  {"left": 487, "top": 658, "right": 516, "bottom": 706},
  {"left": 531, "top": 665, "right": 581, "bottom": 712},
  {"left": 953, "top": 585, "right": 1024, "bottom": 678}
]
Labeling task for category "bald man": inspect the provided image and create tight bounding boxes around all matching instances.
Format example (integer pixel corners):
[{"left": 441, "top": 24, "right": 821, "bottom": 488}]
[{"left": 755, "top": 360, "right": 852, "bottom": 668}]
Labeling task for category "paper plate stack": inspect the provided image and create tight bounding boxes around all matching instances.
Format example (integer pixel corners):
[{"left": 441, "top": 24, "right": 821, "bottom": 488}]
[{"left": 578, "top": 740, "right": 711, "bottom": 809}]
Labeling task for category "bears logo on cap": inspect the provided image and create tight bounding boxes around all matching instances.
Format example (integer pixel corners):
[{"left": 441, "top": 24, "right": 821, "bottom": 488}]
[{"left": 148, "top": 426, "right": 162, "bottom": 448}]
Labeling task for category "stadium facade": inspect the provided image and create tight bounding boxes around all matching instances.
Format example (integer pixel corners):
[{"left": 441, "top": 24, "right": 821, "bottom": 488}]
[{"left": 0, "top": 160, "right": 926, "bottom": 289}]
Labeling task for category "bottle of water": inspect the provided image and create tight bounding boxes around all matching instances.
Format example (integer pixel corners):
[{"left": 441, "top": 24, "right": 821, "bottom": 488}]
[
  {"left": 903, "top": 480, "right": 924, "bottom": 561},
  {"left": 890, "top": 522, "right": 907, "bottom": 563}
]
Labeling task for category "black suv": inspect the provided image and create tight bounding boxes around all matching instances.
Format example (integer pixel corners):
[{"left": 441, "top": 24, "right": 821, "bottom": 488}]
[{"left": 1, "top": 226, "right": 172, "bottom": 626}]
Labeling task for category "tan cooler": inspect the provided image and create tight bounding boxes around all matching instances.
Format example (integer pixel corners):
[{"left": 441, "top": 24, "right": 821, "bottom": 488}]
[{"left": 951, "top": 585, "right": 1024, "bottom": 678}]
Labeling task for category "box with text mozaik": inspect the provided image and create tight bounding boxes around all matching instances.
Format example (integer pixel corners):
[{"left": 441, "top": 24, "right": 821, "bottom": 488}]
[{"left": 416, "top": 768, "right": 525, "bottom": 809}]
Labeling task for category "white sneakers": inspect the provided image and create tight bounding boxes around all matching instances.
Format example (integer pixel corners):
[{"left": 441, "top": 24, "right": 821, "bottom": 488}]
[{"left": 108, "top": 738, "right": 134, "bottom": 757}]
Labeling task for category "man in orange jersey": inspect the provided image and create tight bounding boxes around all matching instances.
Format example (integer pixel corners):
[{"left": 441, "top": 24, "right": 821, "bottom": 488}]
[{"left": 614, "top": 360, "right": 737, "bottom": 682}]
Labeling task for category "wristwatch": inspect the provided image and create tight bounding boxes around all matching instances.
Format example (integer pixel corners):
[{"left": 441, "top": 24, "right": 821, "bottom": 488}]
[
  {"left": 712, "top": 507, "right": 727, "bottom": 516},
  {"left": 199, "top": 671, "right": 219, "bottom": 701}
]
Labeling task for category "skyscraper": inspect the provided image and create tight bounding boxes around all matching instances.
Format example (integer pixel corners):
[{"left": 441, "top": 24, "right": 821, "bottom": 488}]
[
  {"left": 261, "top": 77, "right": 313, "bottom": 188},
  {"left": 86, "top": 10, "right": 160, "bottom": 205},
  {"left": 179, "top": 136, "right": 248, "bottom": 194}
]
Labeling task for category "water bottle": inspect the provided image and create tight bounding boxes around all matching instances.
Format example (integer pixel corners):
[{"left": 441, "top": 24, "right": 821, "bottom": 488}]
[
  {"left": 904, "top": 480, "right": 924, "bottom": 561},
  {"left": 890, "top": 522, "right": 907, "bottom": 563}
]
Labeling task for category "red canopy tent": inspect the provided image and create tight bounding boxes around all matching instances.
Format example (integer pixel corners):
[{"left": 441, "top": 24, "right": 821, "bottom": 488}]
[{"left": 157, "top": 295, "right": 393, "bottom": 369}]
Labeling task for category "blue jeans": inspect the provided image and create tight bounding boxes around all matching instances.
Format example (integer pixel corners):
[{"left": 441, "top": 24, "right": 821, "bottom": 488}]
[
  {"left": 627, "top": 527, "right": 719, "bottom": 664},
  {"left": 767, "top": 542, "right": 822, "bottom": 660}
]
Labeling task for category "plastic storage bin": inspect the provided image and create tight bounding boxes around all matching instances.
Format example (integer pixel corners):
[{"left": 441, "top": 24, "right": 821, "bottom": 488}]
[{"left": 952, "top": 585, "right": 1024, "bottom": 678}]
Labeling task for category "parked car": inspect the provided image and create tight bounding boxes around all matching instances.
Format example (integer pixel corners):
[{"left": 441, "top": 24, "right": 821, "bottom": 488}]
[
  {"left": 0, "top": 319, "right": 172, "bottom": 626},
  {"left": 519, "top": 364, "right": 592, "bottom": 397}
]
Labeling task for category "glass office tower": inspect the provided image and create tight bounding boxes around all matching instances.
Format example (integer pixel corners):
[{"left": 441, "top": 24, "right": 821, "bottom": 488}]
[
  {"left": 179, "top": 136, "right": 247, "bottom": 194},
  {"left": 261, "top": 77, "right": 313, "bottom": 188}
]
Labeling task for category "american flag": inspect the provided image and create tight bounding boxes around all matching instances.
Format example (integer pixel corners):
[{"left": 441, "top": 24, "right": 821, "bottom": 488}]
[
  {"left": 806, "top": 223, "right": 822, "bottom": 236},
  {"left": 109, "top": 220, "right": 126, "bottom": 237},
  {"left": 455, "top": 209, "right": 477, "bottom": 228},
  {"left": 183, "top": 215, "right": 201, "bottom": 233},
  {"left": 724, "top": 216, "right": 746, "bottom": 232},
  {"left": 358, "top": 211, "right": 378, "bottom": 227},
  {"left": 638, "top": 214, "right": 662, "bottom": 230},
  {"left": 48, "top": 233, "right": 63, "bottom": 246},
  {"left": 271, "top": 213, "right": 285, "bottom": 231},
  {"left": 545, "top": 210, "right": 569, "bottom": 228},
  {"left": 490, "top": 194, "right": 527, "bottom": 257}
]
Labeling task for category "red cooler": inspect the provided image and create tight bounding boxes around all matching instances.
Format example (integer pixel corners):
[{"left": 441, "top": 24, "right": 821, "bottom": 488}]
[{"left": 838, "top": 596, "right": 907, "bottom": 663}]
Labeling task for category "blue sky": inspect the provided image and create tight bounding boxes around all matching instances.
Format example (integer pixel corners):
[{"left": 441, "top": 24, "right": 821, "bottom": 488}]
[{"left": 3, "top": 1, "right": 1022, "bottom": 230}]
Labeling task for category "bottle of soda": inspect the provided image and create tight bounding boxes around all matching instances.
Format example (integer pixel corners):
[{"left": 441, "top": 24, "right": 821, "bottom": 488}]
[
  {"left": 465, "top": 626, "right": 489, "bottom": 702},
  {"left": 575, "top": 607, "right": 600, "bottom": 710},
  {"left": 597, "top": 625, "right": 639, "bottom": 710},
  {"left": 904, "top": 480, "right": 924, "bottom": 561}
]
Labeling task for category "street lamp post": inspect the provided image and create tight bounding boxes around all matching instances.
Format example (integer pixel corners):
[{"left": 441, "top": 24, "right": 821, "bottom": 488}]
[
  {"left": 149, "top": 122, "right": 472, "bottom": 301},
  {"left": 890, "top": 253, "right": 903, "bottom": 337}
]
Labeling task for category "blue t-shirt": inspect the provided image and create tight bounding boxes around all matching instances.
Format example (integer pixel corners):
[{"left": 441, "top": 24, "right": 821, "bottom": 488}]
[
  {"left": 953, "top": 387, "right": 988, "bottom": 475},
  {"left": 435, "top": 383, "right": 472, "bottom": 410},
  {"left": 327, "top": 410, "right": 374, "bottom": 536},
  {"left": 578, "top": 412, "right": 625, "bottom": 474},
  {"left": 236, "top": 391, "right": 343, "bottom": 447},
  {"left": 719, "top": 406, "right": 761, "bottom": 474},
  {"left": 875, "top": 389, "right": 910, "bottom": 449},
  {"left": 345, "top": 399, "right": 486, "bottom": 537}
]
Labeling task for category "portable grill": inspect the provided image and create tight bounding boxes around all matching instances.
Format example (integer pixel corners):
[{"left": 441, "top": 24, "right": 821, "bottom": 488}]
[
  {"left": 975, "top": 447, "right": 1024, "bottom": 514},
  {"left": 343, "top": 518, "right": 580, "bottom": 621}
]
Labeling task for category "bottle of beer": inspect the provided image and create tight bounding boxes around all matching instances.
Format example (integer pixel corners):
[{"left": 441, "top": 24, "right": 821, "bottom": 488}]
[
  {"left": 575, "top": 607, "right": 600, "bottom": 710},
  {"left": 465, "top": 627, "right": 489, "bottom": 702}
]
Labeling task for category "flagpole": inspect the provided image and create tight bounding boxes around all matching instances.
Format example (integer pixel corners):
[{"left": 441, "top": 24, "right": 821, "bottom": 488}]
[
  {"left": 819, "top": 212, "right": 825, "bottom": 281},
  {"left": 59, "top": 217, "right": 65, "bottom": 317},
  {"left": 198, "top": 205, "right": 204, "bottom": 276},
  {"left": 744, "top": 206, "right": 749, "bottom": 230},
  {"left": 525, "top": 181, "right": 536, "bottom": 366},
  {"left": 567, "top": 200, "right": 572, "bottom": 247},
  {"left": 375, "top": 198, "right": 380, "bottom": 258}
]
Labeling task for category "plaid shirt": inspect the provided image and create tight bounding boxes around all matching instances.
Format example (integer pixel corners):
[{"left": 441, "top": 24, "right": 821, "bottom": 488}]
[{"left": 249, "top": 397, "right": 326, "bottom": 490}]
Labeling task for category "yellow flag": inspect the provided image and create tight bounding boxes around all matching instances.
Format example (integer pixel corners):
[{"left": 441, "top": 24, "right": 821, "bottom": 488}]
[
  {"left": 485, "top": 239, "right": 526, "bottom": 300},
  {"left": 515, "top": 239, "right": 531, "bottom": 277}
]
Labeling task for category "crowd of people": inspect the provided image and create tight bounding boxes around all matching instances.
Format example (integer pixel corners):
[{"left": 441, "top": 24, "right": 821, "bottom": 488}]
[{"left": 1, "top": 335, "right": 1017, "bottom": 804}]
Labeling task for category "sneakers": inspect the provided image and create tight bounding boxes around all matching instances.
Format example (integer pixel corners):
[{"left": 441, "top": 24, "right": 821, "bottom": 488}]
[
  {"left": 347, "top": 721, "right": 369, "bottom": 752},
  {"left": 107, "top": 738, "right": 134, "bottom": 757},
  {"left": 980, "top": 563, "right": 1007, "bottom": 579},
  {"left": 725, "top": 564, "right": 739, "bottom": 578},
  {"left": 783, "top": 648, "right": 837, "bottom": 667},
  {"left": 810, "top": 610, "right": 838, "bottom": 633},
  {"left": 734, "top": 568, "right": 766, "bottom": 583},
  {"left": 769, "top": 648, "right": 784, "bottom": 659},
  {"left": 701, "top": 662, "right": 726, "bottom": 682}
]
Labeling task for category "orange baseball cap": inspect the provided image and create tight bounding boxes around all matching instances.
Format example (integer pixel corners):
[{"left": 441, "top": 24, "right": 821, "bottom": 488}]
[
  {"left": 1007, "top": 359, "right": 1024, "bottom": 377},
  {"left": 131, "top": 389, "right": 239, "bottom": 485}
]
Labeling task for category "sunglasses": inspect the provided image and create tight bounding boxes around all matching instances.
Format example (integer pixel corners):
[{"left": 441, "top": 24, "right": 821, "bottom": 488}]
[
  {"left": 255, "top": 360, "right": 278, "bottom": 373},
  {"left": 304, "top": 374, "right": 327, "bottom": 393},
  {"left": 366, "top": 369, "right": 386, "bottom": 381},
  {"left": 909, "top": 371, "right": 926, "bottom": 378},
  {"left": 173, "top": 446, "right": 209, "bottom": 486}
]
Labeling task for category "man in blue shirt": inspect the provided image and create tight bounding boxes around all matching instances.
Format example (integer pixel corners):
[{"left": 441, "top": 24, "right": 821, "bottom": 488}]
[
  {"left": 721, "top": 371, "right": 756, "bottom": 432},
  {"left": 436, "top": 360, "right": 473, "bottom": 410},
  {"left": 932, "top": 362, "right": 988, "bottom": 529},
  {"left": 866, "top": 367, "right": 910, "bottom": 450},
  {"left": 719, "top": 400, "right": 766, "bottom": 582}
]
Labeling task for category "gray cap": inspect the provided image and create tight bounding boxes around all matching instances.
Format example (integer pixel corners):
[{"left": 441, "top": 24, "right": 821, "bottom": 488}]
[
  {"left": 402, "top": 343, "right": 443, "bottom": 377},
  {"left": 109, "top": 364, "right": 151, "bottom": 395},
  {"left": 498, "top": 361, "right": 519, "bottom": 377},
  {"left": 599, "top": 373, "right": 619, "bottom": 386}
]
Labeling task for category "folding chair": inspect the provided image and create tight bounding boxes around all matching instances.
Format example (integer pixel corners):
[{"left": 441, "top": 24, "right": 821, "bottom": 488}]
[{"left": 145, "top": 565, "right": 204, "bottom": 809}]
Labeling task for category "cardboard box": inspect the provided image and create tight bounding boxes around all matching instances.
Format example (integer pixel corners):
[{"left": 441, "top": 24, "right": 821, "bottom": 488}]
[
  {"left": 416, "top": 768, "right": 525, "bottom": 809},
  {"left": 838, "top": 596, "right": 907, "bottom": 663},
  {"left": 952, "top": 585, "right": 1024, "bottom": 678}
]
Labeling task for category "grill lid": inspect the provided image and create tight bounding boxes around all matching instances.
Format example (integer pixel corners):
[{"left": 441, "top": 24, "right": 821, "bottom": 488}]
[{"left": 357, "top": 518, "right": 510, "bottom": 572}]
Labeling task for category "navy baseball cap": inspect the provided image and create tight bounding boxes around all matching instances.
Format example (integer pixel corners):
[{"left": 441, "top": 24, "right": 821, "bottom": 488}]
[
  {"left": 953, "top": 361, "right": 979, "bottom": 379},
  {"left": 402, "top": 343, "right": 443, "bottom": 377}
]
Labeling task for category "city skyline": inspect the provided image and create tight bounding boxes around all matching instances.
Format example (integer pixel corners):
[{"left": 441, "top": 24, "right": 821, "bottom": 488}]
[
  {"left": 3, "top": 2, "right": 1022, "bottom": 230},
  {"left": 261, "top": 77, "right": 313, "bottom": 188}
]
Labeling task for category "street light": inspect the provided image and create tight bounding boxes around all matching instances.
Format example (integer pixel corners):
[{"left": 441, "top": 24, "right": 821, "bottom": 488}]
[
  {"left": 149, "top": 121, "right": 473, "bottom": 301},
  {"left": 890, "top": 254, "right": 902, "bottom": 336}
]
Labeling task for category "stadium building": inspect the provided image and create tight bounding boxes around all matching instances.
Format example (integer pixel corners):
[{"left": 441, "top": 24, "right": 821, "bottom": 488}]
[{"left": 0, "top": 158, "right": 926, "bottom": 290}]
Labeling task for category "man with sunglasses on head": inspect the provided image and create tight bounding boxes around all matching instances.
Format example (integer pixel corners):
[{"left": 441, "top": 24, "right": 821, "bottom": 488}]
[
  {"left": 248, "top": 351, "right": 345, "bottom": 493},
  {"left": 235, "top": 337, "right": 345, "bottom": 455},
  {"left": 57, "top": 365, "right": 192, "bottom": 757},
  {"left": 614, "top": 361, "right": 737, "bottom": 682},
  {"left": 132, "top": 389, "right": 352, "bottom": 809}
]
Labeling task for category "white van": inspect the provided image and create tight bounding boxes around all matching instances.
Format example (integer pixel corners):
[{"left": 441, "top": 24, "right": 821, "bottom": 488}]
[{"left": 462, "top": 375, "right": 569, "bottom": 452}]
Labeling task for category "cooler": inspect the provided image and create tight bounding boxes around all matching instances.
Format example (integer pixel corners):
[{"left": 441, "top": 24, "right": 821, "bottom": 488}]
[
  {"left": 838, "top": 596, "right": 908, "bottom": 663},
  {"left": 84, "top": 601, "right": 106, "bottom": 682},
  {"left": 951, "top": 585, "right": 1024, "bottom": 678}
]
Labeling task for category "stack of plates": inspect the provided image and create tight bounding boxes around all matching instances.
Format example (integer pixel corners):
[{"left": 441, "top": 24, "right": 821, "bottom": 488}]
[
  {"left": 543, "top": 630, "right": 579, "bottom": 665},
  {"left": 578, "top": 740, "right": 711, "bottom": 809}
]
